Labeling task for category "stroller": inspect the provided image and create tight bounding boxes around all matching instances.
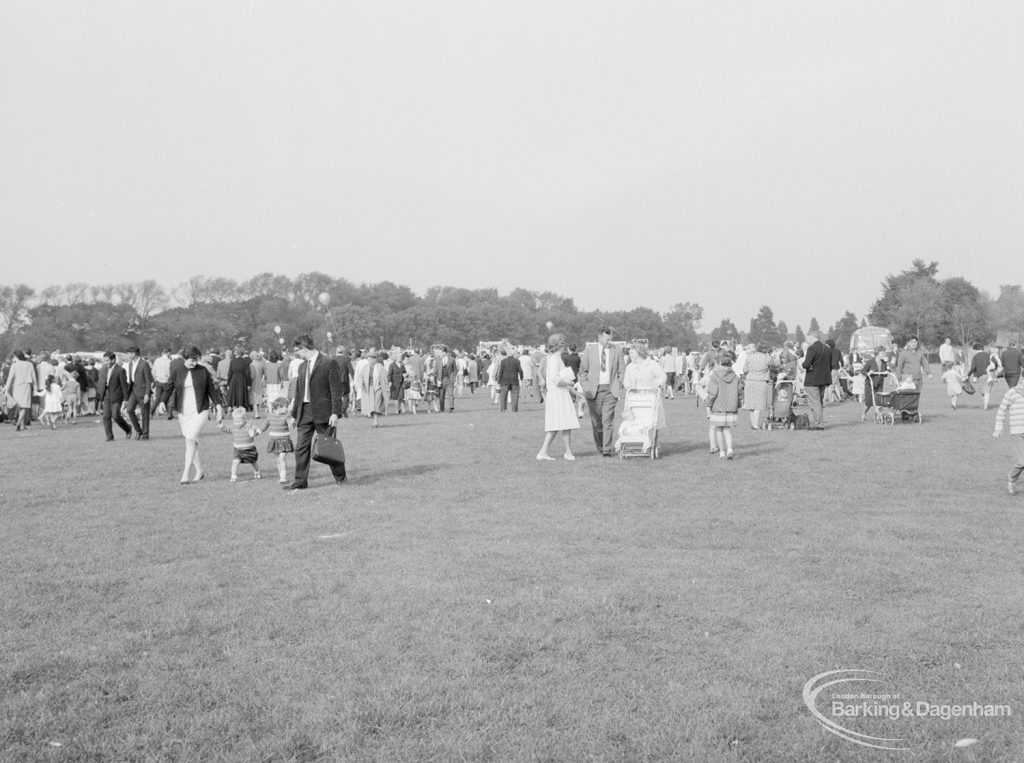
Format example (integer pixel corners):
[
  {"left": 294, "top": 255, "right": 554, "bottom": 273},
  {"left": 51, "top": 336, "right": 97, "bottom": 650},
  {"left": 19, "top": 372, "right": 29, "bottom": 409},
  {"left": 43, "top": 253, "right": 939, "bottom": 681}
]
[
  {"left": 867, "top": 372, "right": 922, "bottom": 424},
  {"left": 615, "top": 390, "right": 662, "bottom": 459},
  {"left": 764, "top": 379, "right": 797, "bottom": 430}
]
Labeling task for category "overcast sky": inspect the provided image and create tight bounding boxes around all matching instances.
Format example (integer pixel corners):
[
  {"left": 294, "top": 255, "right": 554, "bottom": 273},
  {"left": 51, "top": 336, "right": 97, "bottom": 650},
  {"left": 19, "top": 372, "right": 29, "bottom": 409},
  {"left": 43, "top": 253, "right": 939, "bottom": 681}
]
[{"left": 2, "top": 1, "right": 1021, "bottom": 332}]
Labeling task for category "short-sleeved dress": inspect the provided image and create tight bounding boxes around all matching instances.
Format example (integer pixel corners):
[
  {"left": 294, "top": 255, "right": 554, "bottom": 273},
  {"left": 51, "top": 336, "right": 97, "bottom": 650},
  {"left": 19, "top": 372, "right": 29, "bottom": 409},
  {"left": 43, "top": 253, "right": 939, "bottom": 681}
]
[{"left": 543, "top": 354, "right": 580, "bottom": 432}]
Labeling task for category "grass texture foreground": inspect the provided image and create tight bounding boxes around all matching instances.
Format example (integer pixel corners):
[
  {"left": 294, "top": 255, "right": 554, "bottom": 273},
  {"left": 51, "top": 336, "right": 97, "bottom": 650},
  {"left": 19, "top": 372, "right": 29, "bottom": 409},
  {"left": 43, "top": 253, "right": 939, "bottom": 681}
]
[{"left": 2, "top": 384, "right": 1023, "bottom": 761}]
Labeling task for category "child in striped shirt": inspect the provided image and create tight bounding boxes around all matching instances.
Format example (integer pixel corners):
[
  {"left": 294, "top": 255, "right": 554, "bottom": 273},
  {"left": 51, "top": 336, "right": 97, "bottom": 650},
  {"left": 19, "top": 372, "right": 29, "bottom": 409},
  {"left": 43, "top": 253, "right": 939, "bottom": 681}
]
[
  {"left": 218, "top": 406, "right": 263, "bottom": 482},
  {"left": 261, "top": 397, "right": 295, "bottom": 484},
  {"left": 993, "top": 377, "right": 1024, "bottom": 496}
]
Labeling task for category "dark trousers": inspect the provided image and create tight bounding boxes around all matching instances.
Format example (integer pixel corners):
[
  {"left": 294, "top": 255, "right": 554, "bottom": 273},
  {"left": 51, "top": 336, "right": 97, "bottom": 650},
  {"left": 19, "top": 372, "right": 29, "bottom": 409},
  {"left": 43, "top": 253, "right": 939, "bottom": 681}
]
[
  {"left": 499, "top": 383, "right": 520, "bottom": 412},
  {"left": 292, "top": 403, "right": 346, "bottom": 486},
  {"left": 152, "top": 382, "right": 174, "bottom": 417},
  {"left": 439, "top": 380, "right": 455, "bottom": 411},
  {"left": 102, "top": 398, "right": 131, "bottom": 440},
  {"left": 806, "top": 385, "right": 827, "bottom": 427},
  {"left": 126, "top": 390, "right": 150, "bottom": 437},
  {"left": 586, "top": 384, "right": 617, "bottom": 454}
]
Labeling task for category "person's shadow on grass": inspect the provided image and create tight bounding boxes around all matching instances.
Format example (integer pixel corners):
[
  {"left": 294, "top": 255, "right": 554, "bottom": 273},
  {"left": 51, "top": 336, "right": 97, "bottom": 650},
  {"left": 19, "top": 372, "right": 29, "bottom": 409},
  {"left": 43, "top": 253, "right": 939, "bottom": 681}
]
[{"left": 343, "top": 463, "right": 444, "bottom": 485}]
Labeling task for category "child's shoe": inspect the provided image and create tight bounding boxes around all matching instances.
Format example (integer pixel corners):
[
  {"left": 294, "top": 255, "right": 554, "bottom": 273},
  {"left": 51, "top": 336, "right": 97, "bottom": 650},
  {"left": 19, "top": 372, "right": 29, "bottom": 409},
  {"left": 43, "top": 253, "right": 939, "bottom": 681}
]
[
  {"left": 253, "top": 472, "right": 262, "bottom": 480},
  {"left": 230, "top": 476, "right": 238, "bottom": 483},
  {"left": 726, "top": 451, "right": 735, "bottom": 460}
]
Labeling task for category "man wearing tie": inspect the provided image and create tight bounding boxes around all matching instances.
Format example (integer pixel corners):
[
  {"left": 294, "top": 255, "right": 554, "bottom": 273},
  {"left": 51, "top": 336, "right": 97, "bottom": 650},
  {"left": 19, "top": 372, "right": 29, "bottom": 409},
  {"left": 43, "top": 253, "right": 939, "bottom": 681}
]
[
  {"left": 124, "top": 345, "right": 153, "bottom": 440},
  {"left": 578, "top": 327, "right": 625, "bottom": 457},
  {"left": 96, "top": 351, "right": 132, "bottom": 441},
  {"left": 285, "top": 334, "right": 347, "bottom": 490},
  {"left": 436, "top": 346, "right": 458, "bottom": 413}
]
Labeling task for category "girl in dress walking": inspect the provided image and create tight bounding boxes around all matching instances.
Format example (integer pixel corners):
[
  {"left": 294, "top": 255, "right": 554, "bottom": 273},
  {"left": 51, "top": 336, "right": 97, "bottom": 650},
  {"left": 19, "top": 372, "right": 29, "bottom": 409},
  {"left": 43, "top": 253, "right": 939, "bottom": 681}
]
[
  {"left": 42, "top": 375, "right": 63, "bottom": 430},
  {"left": 262, "top": 396, "right": 295, "bottom": 483}
]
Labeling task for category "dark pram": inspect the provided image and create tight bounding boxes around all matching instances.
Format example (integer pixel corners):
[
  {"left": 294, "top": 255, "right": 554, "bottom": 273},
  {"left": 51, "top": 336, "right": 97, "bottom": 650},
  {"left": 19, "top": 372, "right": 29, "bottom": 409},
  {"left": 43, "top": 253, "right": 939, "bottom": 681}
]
[
  {"left": 764, "top": 379, "right": 797, "bottom": 430},
  {"left": 867, "top": 372, "right": 922, "bottom": 424}
]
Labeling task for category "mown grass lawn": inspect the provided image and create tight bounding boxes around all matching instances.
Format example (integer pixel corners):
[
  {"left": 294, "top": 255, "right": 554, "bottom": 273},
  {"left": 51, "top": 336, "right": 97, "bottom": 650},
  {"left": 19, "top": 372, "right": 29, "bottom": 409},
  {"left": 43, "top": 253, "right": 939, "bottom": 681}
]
[{"left": 2, "top": 383, "right": 1022, "bottom": 761}]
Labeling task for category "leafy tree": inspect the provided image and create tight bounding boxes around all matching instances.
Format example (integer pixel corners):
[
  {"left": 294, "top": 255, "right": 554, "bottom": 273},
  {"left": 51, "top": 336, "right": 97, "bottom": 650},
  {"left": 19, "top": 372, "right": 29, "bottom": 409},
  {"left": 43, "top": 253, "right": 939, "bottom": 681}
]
[
  {"left": 710, "top": 318, "right": 741, "bottom": 344},
  {"left": 794, "top": 324, "right": 805, "bottom": 346},
  {"left": 892, "top": 280, "right": 944, "bottom": 345},
  {"left": 0, "top": 284, "right": 35, "bottom": 334},
  {"left": 868, "top": 259, "right": 940, "bottom": 328},
  {"left": 808, "top": 317, "right": 821, "bottom": 335},
  {"left": 748, "top": 305, "right": 780, "bottom": 346},
  {"left": 993, "top": 284, "right": 1024, "bottom": 340},
  {"left": 663, "top": 302, "right": 703, "bottom": 350},
  {"left": 777, "top": 320, "right": 788, "bottom": 342},
  {"left": 828, "top": 311, "right": 860, "bottom": 351}
]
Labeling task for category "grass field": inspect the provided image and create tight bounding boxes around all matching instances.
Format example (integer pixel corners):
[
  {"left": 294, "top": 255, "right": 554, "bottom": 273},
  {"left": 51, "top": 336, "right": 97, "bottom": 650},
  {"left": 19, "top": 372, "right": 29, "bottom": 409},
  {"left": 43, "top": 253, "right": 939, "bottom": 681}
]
[{"left": 2, "top": 382, "right": 1022, "bottom": 761}]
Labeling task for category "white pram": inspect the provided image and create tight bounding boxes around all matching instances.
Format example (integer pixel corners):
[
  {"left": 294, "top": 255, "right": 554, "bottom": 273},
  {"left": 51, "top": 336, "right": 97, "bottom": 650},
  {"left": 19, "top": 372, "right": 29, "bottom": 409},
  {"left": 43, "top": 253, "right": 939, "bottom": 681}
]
[{"left": 615, "top": 389, "right": 663, "bottom": 459}]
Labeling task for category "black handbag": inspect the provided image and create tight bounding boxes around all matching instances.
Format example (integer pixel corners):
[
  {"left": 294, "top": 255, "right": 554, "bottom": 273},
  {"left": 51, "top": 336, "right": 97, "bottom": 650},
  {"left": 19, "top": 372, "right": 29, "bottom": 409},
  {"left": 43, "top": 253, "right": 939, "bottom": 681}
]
[
  {"left": 961, "top": 378, "right": 976, "bottom": 395},
  {"left": 312, "top": 427, "right": 345, "bottom": 466}
]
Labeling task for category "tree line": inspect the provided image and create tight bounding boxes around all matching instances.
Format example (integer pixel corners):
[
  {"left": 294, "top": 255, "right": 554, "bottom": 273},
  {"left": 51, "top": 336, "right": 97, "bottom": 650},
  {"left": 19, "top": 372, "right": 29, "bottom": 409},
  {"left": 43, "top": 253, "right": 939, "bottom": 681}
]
[{"left": 0, "top": 261, "right": 1020, "bottom": 357}]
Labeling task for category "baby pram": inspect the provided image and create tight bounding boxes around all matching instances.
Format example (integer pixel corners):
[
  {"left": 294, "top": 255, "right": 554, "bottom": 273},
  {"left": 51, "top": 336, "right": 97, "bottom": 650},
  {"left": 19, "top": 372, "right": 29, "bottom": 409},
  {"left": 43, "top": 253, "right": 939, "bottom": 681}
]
[
  {"left": 867, "top": 372, "right": 922, "bottom": 425},
  {"left": 764, "top": 379, "right": 797, "bottom": 430},
  {"left": 615, "top": 389, "right": 663, "bottom": 459}
]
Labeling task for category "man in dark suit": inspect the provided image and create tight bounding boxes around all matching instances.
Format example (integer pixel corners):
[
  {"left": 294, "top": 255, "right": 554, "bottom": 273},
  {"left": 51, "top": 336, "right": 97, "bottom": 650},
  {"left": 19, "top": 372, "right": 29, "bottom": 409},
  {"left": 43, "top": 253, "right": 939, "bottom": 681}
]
[
  {"left": 435, "top": 346, "right": 458, "bottom": 413},
  {"left": 801, "top": 332, "right": 832, "bottom": 429},
  {"left": 286, "top": 334, "right": 347, "bottom": 490},
  {"left": 123, "top": 345, "right": 153, "bottom": 439},
  {"left": 334, "top": 345, "right": 354, "bottom": 417},
  {"left": 96, "top": 351, "right": 132, "bottom": 441},
  {"left": 495, "top": 348, "right": 524, "bottom": 412},
  {"left": 578, "top": 327, "right": 625, "bottom": 456}
]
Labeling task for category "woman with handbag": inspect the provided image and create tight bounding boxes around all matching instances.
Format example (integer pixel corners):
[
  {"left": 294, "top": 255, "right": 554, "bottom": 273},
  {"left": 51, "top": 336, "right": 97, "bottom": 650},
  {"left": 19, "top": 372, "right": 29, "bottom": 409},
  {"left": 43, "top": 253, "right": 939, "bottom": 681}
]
[{"left": 157, "top": 346, "right": 224, "bottom": 484}]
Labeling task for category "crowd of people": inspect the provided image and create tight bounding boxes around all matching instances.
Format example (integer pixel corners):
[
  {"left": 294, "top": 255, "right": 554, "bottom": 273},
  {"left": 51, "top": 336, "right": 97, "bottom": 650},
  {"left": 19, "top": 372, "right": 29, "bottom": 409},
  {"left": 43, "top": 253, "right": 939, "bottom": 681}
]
[{"left": 3, "top": 332, "right": 1023, "bottom": 494}]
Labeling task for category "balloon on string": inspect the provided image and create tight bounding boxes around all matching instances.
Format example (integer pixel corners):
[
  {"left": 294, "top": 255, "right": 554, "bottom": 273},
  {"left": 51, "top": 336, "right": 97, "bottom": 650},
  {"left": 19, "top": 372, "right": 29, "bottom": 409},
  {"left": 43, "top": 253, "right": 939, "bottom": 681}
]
[
  {"left": 278, "top": 337, "right": 285, "bottom": 345},
  {"left": 327, "top": 332, "right": 333, "bottom": 342},
  {"left": 545, "top": 321, "right": 554, "bottom": 330},
  {"left": 318, "top": 292, "right": 330, "bottom": 306},
  {"left": 273, "top": 325, "right": 281, "bottom": 335}
]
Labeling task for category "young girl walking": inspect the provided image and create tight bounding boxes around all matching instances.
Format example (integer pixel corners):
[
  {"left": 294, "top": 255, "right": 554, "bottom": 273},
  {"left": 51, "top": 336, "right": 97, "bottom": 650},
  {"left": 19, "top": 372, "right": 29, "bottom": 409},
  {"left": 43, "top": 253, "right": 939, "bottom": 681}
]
[
  {"left": 42, "top": 375, "right": 63, "bottom": 430},
  {"left": 261, "top": 397, "right": 295, "bottom": 484}
]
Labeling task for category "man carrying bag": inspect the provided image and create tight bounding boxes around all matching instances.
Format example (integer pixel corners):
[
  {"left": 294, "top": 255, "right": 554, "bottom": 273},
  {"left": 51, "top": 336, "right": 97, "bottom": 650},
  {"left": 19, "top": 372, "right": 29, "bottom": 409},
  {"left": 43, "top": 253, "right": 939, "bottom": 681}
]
[{"left": 286, "top": 334, "right": 347, "bottom": 490}]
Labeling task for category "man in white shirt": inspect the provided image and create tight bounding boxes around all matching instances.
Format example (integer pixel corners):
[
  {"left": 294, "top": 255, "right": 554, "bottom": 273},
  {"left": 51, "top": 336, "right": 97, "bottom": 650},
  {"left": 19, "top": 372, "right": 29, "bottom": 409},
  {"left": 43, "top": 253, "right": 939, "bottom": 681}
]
[
  {"left": 519, "top": 351, "right": 535, "bottom": 400},
  {"left": 938, "top": 338, "right": 956, "bottom": 371},
  {"left": 152, "top": 349, "right": 172, "bottom": 417},
  {"left": 660, "top": 349, "right": 677, "bottom": 399}
]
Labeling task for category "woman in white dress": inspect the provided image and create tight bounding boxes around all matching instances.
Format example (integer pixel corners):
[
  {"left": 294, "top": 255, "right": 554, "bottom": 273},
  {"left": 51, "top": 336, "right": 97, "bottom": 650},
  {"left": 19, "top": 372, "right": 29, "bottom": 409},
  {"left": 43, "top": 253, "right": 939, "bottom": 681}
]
[
  {"left": 536, "top": 334, "right": 580, "bottom": 461},
  {"left": 157, "top": 346, "right": 223, "bottom": 484},
  {"left": 619, "top": 343, "right": 667, "bottom": 447}
]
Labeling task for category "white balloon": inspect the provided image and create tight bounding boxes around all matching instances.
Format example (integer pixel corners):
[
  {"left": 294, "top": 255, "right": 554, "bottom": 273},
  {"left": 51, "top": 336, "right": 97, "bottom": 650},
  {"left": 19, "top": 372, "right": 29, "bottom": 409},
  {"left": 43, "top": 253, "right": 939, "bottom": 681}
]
[
  {"left": 273, "top": 325, "right": 281, "bottom": 334},
  {"left": 318, "top": 292, "right": 330, "bottom": 306}
]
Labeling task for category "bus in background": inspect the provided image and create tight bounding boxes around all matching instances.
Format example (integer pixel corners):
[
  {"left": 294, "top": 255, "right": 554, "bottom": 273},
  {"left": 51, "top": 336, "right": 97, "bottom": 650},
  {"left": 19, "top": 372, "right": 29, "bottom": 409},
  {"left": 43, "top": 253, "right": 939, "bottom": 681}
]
[{"left": 849, "top": 326, "right": 893, "bottom": 357}]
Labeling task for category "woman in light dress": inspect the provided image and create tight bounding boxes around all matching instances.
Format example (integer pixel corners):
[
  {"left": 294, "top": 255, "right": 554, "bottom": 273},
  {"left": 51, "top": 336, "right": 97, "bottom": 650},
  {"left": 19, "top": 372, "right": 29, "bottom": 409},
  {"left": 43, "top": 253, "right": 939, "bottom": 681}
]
[
  {"left": 157, "top": 346, "right": 223, "bottom": 484},
  {"left": 742, "top": 342, "right": 774, "bottom": 430},
  {"left": 621, "top": 343, "right": 668, "bottom": 440},
  {"left": 536, "top": 334, "right": 580, "bottom": 461}
]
